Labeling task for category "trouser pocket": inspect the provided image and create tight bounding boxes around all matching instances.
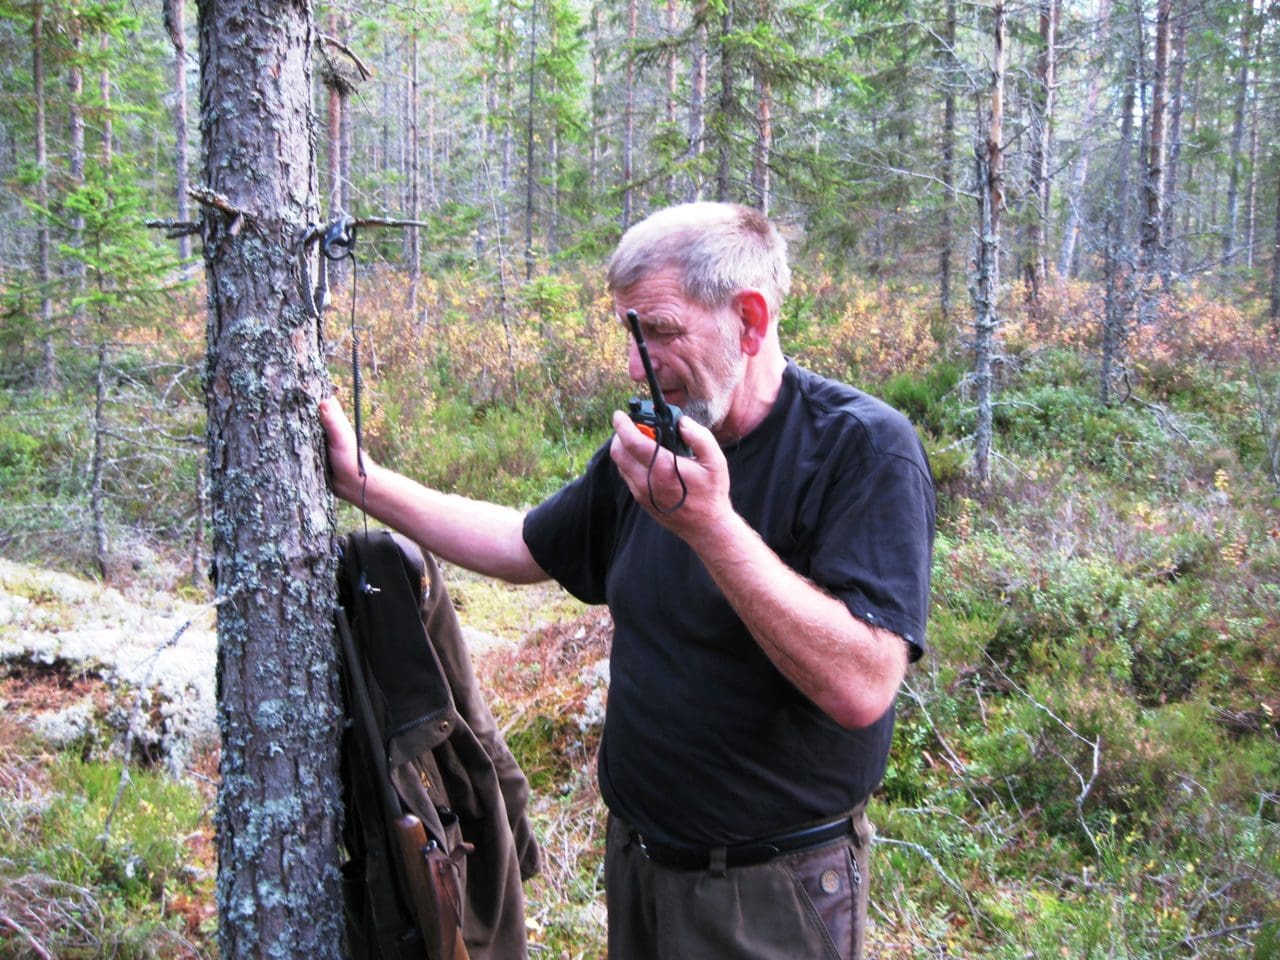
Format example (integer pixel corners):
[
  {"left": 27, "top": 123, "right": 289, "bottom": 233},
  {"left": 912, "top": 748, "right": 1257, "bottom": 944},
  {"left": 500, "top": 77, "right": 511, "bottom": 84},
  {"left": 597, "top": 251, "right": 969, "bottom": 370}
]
[{"left": 788, "top": 840, "right": 861, "bottom": 960}]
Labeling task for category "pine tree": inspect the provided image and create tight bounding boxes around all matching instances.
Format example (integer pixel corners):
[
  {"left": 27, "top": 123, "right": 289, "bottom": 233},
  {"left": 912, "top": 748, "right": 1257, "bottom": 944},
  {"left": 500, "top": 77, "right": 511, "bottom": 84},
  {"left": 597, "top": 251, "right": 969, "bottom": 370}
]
[{"left": 196, "top": 0, "right": 344, "bottom": 953}]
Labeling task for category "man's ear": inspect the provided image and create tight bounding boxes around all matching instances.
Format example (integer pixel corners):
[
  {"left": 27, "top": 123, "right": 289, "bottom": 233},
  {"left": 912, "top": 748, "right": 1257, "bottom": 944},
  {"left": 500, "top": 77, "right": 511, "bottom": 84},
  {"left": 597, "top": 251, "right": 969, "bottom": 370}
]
[{"left": 735, "top": 290, "right": 771, "bottom": 357}]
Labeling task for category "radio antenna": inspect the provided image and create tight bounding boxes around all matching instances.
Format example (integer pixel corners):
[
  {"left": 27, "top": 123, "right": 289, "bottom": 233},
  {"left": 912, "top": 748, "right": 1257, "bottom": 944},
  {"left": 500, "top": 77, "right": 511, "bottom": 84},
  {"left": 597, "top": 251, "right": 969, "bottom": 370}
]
[{"left": 626, "top": 310, "right": 673, "bottom": 423}]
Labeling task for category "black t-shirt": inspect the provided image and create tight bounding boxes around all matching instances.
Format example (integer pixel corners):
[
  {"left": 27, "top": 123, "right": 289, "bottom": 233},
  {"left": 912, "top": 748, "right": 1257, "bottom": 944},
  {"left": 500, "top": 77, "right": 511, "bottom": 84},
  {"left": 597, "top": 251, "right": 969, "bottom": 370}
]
[{"left": 523, "top": 361, "right": 935, "bottom": 848}]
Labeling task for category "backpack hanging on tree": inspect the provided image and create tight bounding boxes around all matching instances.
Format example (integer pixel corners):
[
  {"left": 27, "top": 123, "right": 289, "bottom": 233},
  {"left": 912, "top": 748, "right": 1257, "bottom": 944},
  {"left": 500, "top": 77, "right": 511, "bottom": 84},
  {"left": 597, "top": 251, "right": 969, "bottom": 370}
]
[{"left": 335, "top": 529, "right": 541, "bottom": 960}]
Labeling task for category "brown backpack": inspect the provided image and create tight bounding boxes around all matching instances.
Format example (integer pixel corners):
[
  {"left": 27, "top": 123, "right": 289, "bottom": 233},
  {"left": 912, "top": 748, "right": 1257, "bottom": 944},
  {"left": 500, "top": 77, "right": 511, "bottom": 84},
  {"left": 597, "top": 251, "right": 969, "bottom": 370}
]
[{"left": 336, "top": 530, "right": 540, "bottom": 960}]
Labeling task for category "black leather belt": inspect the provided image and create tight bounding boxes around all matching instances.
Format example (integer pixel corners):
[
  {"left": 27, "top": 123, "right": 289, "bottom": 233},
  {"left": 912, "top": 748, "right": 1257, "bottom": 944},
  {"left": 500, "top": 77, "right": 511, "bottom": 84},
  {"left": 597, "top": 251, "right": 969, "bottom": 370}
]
[{"left": 630, "top": 815, "right": 853, "bottom": 870}]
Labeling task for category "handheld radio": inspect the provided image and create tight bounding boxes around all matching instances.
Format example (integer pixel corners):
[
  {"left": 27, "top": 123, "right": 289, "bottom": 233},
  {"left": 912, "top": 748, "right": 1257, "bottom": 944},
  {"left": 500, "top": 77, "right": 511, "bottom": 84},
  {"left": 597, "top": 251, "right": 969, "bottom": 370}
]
[{"left": 625, "top": 310, "right": 692, "bottom": 457}]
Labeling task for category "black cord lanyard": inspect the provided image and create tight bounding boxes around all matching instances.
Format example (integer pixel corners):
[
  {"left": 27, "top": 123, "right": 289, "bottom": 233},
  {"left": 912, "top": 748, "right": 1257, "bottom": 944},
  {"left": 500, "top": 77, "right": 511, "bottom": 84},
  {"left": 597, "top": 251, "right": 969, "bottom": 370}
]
[
  {"left": 646, "top": 442, "right": 687, "bottom": 514},
  {"left": 320, "top": 217, "right": 369, "bottom": 537}
]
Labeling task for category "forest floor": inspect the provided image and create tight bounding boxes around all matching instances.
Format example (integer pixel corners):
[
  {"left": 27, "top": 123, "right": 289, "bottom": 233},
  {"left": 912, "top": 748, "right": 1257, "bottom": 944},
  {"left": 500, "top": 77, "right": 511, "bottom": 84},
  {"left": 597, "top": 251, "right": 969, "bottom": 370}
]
[{"left": 0, "top": 553, "right": 617, "bottom": 957}]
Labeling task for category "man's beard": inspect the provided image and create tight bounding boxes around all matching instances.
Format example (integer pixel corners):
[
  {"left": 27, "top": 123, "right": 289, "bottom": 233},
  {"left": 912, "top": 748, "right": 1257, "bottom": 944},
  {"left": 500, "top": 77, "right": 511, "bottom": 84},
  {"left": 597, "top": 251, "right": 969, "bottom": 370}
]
[{"left": 681, "top": 329, "right": 746, "bottom": 431}]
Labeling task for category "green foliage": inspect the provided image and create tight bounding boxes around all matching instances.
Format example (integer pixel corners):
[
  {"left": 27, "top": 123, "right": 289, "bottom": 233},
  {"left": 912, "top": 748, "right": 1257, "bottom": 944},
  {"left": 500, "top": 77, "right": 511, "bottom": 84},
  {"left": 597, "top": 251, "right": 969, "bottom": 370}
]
[
  {"left": 880, "top": 361, "right": 964, "bottom": 435},
  {"left": 0, "top": 423, "right": 43, "bottom": 490},
  {"left": 375, "top": 393, "right": 598, "bottom": 505},
  {"left": 26, "top": 757, "right": 204, "bottom": 906},
  {"left": 0, "top": 741, "right": 215, "bottom": 958}
]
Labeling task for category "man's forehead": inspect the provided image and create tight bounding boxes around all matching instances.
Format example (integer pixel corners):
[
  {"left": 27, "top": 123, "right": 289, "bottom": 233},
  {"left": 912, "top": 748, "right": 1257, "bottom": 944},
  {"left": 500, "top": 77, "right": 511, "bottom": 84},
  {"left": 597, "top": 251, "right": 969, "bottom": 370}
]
[{"left": 614, "top": 303, "right": 684, "bottom": 331}]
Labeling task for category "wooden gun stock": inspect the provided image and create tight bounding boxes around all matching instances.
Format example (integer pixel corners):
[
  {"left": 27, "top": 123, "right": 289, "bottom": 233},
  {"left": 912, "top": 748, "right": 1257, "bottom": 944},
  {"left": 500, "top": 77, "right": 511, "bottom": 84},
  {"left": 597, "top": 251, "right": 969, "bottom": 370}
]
[{"left": 394, "top": 814, "right": 470, "bottom": 960}]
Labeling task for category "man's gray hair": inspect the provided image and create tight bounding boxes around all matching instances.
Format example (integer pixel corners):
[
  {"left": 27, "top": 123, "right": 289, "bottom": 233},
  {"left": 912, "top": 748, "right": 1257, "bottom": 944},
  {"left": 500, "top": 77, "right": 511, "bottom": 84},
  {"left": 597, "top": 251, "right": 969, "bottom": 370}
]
[{"left": 606, "top": 202, "right": 792, "bottom": 316}]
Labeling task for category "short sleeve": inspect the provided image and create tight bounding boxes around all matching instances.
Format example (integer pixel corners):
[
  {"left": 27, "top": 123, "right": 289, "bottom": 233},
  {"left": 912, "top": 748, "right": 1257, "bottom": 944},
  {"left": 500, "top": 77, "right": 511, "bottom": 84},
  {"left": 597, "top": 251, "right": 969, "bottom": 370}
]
[
  {"left": 522, "top": 442, "right": 621, "bottom": 605},
  {"left": 811, "top": 447, "right": 935, "bottom": 661}
]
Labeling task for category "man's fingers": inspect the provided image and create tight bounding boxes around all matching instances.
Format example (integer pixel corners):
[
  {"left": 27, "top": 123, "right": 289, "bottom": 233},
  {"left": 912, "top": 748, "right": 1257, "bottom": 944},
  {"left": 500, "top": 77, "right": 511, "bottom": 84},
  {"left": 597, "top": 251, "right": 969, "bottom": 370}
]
[{"left": 672, "top": 415, "right": 716, "bottom": 460}]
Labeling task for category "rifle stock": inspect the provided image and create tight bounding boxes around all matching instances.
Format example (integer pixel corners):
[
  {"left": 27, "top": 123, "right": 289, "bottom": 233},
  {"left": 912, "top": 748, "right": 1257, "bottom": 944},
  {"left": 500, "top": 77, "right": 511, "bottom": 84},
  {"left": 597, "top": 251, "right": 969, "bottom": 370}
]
[{"left": 394, "top": 813, "right": 470, "bottom": 960}]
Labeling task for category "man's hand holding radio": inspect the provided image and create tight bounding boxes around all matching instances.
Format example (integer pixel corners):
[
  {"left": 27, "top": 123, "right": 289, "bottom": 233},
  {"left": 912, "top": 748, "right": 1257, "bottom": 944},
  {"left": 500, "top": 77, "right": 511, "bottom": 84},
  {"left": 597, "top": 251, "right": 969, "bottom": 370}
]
[{"left": 609, "top": 409, "right": 730, "bottom": 534}]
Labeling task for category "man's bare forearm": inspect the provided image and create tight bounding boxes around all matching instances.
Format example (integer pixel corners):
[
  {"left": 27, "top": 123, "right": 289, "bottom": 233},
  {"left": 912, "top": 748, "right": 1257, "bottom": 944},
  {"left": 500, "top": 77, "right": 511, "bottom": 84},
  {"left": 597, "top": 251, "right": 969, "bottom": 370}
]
[
  {"left": 687, "top": 510, "right": 908, "bottom": 730},
  {"left": 342, "top": 461, "right": 547, "bottom": 584}
]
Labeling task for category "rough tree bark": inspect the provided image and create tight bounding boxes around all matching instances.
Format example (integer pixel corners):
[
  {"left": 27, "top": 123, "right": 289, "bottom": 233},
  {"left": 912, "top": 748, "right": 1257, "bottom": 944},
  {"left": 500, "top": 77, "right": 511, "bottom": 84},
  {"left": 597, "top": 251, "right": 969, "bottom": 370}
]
[{"left": 196, "top": 0, "right": 344, "bottom": 955}]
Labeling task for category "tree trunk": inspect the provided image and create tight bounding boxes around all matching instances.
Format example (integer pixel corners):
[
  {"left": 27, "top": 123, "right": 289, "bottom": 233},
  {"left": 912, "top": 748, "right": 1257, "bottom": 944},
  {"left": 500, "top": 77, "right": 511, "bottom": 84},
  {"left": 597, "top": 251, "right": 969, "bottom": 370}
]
[
  {"left": 589, "top": 3, "right": 603, "bottom": 198},
  {"left": 100, "top": 37, "right": 113, "bottom": 164},
  {"left": 687, "top": 0, "right": 708, "bottom": 202},
  {"left": 33, "top": 0, "right": 56, "bottom": 386},
  {"left": 68, "top": 16, "right": 86, "bottom": 334},
  {"left": 197, "top": 0, "right": 343, "bottom": 954},
  {"left": 1177, "top": 75, "right": 1200, "bottom": 277},
  {"left": 1270, "top": 155, "right": 1280, "bottom": 335},
  {"left": 716, "top": 0, "right": 734, "bottom": 202},
  {"left": 1101, "top": 27, "right": 1138, "bottom": 406},
  {"left": 91, "top": 340, "right": 110, "bottom": 580},
  {"left": 524, "top": 0, "right": 538, "bottom": 279},
  {"left": 1057, "top": 0, "right": 1111, "bottom": 280},
  {"left": 1221, "top": 2, "right": 1252, "bottom": 280},
  {"left": 752, "top": 74, "right": 771, "bottom": 215},
  {"left": 163, "top": 0, "right": 193, "bottom": 270},
  {"left": 665, "top": 0, "right": 678, "bottom": 202},
  {"left": 972, "top": 0, "right": 1005, "bottom": 487},
  {"left": 192, "top": 458, "right": 207, "bottom": 588},
  {"left": 338, "top": 14, "right": 352, "bottom": 214},
  {"left": 326, "top": 10, "right": 343, "bottom": 214},
  {"left": 622, "top": 0, "right": 637, "bottom": 229},
  {"left": 1244, "top": 79, "right": 1259, "bottom": 270},
  {"left": 1025, "top": 0, "right": 1056, "bottom": 299},
  {"left": 1160, "top": 0, "right": 1186, "bottom": 286},
  {"left": 381, "top": 35, "right": 393, "bottom": 213},
  {"left": 938, "top": 0, "right": 957, "bottom": 322},
  {"left": 547, "top": 4, "right": 561, "bottom": 258},
  {"left": 1140, "top": 0, "right": 1171, "bottom": 277},
  {"left": 500, "top": 0, "right": 514, "bottom": 257},
  {"left": 408, "top": 29, "right": 421, "bottom": 319}
]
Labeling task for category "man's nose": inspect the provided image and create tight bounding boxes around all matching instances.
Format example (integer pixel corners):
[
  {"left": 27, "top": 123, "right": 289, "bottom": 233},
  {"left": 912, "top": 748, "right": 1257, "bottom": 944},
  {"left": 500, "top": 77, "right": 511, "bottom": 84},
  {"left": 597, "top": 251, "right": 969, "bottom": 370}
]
[{"left": 628, "top": 340, "right": 650, "bottom": 383}]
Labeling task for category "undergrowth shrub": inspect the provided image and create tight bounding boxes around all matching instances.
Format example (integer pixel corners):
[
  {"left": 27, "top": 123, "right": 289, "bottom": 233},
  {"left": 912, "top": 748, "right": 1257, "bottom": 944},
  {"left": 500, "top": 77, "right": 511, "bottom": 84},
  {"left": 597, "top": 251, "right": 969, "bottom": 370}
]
[
  {"left": 879, "top": 361, "right": 965, "bottom": 437},
  {"left": 994, "top": 382, "right": 1185, "bottom": 482},
  {"left": 784, "top": 276, "right": 938, "bottom": 384}
]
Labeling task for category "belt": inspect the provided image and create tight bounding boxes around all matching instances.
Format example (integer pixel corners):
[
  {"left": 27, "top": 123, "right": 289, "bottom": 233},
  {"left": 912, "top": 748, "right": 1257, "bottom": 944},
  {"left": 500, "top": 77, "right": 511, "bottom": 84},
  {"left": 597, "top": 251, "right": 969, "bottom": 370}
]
[{"left": 629, "top": 815, "right": 853, "bottom": 871}]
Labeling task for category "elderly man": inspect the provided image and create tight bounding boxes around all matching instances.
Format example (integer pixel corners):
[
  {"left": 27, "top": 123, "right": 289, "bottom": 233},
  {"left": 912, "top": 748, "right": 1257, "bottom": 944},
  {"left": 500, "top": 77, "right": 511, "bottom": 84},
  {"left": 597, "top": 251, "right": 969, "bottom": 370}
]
[{"left": 320, "top": 202, "right": 935, "bottom": 960}]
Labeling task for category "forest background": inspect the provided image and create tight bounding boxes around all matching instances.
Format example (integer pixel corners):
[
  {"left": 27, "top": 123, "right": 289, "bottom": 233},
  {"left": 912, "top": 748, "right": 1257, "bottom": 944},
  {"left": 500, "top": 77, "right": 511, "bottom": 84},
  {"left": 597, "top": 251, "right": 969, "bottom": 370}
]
[{"left": 0, "top": 0, "right": 1278, "bottom": 955}]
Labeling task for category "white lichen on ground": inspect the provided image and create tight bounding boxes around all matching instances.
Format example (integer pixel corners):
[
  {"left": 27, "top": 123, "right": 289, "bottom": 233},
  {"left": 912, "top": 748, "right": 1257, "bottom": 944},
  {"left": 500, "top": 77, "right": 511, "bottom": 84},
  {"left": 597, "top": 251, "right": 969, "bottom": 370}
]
[{"left": 0, "top": 558, "right": 217, "bottom": 773}]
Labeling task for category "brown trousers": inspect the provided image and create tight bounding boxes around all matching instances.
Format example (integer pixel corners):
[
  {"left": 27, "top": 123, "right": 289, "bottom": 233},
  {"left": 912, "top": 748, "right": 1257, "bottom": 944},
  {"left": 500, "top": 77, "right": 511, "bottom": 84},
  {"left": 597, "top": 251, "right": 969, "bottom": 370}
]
[{"left": 604, "top": 809, "right": 872, "bottom": 960}]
